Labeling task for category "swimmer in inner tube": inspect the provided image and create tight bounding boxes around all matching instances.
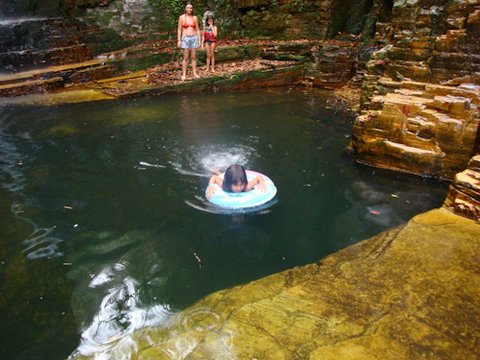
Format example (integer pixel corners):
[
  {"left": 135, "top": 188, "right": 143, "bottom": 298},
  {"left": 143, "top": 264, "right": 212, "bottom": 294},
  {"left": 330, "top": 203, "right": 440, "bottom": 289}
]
[{"left": 206, "top": 164, "right": 267, "bottom": 199}]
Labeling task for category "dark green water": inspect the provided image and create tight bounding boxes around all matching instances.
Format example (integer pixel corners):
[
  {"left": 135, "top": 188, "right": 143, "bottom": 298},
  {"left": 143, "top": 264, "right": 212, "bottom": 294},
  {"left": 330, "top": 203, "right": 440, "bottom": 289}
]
[{"left": 0, "top": 89, "right": 448, "bottom": 359}]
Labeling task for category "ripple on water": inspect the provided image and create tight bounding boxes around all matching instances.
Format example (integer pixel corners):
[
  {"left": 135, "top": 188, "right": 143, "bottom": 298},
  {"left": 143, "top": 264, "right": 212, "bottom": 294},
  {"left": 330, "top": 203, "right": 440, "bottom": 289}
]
[
  {"left": 22, "top": 223, "right": 63, "bottom": 260},
  {"left": 180, "top": 307, "right": 222, "bottom": 332},
  {"left": 155, "top": 308, "right": 232, "bottom": 359},
  {"left": 73, "top": 266, "right": 172, "bottom": 359},
  {"left": 184, "top": 196, "right": 278, "bottom": 216}
]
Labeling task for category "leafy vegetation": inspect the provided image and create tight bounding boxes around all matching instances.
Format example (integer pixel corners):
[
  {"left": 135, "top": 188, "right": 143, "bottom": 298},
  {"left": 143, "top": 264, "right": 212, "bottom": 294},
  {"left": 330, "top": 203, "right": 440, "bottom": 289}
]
[{"left": 149, "top": 0, "right": 190, "bottom": 28}]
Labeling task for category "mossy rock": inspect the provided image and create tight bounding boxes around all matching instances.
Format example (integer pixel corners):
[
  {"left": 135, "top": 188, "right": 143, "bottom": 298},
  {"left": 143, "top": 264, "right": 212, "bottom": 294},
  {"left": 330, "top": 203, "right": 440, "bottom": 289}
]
[
  {"left": 83, "top": 28, "right": 127, "bottom": 55},
  {"left": 214, "top": 47, "right": 248, "bottom": 62},
  {"left": 109, "top": 52, "right": 173, "bottom": 73}
]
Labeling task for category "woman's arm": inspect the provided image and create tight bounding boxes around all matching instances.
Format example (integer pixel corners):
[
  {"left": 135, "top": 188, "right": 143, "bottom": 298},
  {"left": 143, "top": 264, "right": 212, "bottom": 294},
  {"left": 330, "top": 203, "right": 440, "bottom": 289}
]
[
  {"left": 246, "top": 175, "right": 266, "bottom": 192},
  {"left": 213, "top": 25, "right": 218, "bottom": 37},
  {"left": 177, "top": 15, "right": 183, "bottom": 48}
]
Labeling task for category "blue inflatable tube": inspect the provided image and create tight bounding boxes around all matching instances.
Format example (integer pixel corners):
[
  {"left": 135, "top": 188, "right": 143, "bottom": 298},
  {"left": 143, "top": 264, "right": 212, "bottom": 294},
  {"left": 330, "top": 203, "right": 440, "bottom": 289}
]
[{"left": 206, "top": 170, "right": 277, "bottom": 209}]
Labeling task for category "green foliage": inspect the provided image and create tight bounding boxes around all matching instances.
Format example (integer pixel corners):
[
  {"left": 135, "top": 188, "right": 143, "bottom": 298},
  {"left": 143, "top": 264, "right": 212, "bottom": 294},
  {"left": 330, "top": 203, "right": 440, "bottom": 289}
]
[
  {"left": 294, "top": 0, "right": 306, "bottom": 12},
  {"left": 84, "top": 27, "right": 126, "bottom": 55},
  {"left": 96, "top": 11, "right": 115, "bottom": 26},
  {"left": 149, "top": 0, "right": 185, "bottom": 28}
]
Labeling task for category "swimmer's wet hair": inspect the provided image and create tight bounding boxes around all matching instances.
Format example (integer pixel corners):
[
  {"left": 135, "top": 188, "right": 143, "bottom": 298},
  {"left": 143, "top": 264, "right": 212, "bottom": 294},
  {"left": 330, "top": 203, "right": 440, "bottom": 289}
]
[{"left": 222, "top": 164, "right": 247, "bottom": 192}]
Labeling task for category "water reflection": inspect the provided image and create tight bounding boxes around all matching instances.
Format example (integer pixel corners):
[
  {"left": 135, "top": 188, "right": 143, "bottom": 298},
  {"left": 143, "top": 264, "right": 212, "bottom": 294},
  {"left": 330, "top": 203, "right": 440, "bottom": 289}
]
[
  {"left": 1, "top": 113, "right": 65, "bottom": 260},
  {"left": 73, "top": 273, "right": 172, "bottom": 359}
]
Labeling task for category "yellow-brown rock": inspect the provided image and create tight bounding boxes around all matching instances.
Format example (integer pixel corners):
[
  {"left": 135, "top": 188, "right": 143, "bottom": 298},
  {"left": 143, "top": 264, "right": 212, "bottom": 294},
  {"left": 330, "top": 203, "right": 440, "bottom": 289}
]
[
  {"left": 352, "top": 0, "right": 480, "bottom": 179},
  {"left": 71, "top": 208, "right": 480, "bottom": 359},
  {"left": 352, "top": 82, "right": 480, "bottom": 178},
  {"left": 444, "top": 155, "right": 480, "bottom": 222}
]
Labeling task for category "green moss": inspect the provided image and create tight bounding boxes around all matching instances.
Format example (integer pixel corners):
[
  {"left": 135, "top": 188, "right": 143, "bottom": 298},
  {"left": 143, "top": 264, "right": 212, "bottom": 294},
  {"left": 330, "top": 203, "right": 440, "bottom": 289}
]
[
  {"left": 84, "top": 28, "right": 127, "bottom": 55},
  {"left": 109, "top": 52, "right": 173, "bottom": 72},
  {"left": 96, "top": 11, "right": 115, "bottom": 26},
  {"left": 244, "top": 45, "right": 262, "bottom": 59},
  {"left": 48, "top": 124, "right": 79, "bottom": 136}
]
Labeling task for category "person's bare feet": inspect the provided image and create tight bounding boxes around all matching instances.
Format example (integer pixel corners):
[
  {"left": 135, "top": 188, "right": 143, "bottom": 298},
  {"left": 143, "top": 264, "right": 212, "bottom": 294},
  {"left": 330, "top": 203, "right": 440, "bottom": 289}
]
[
  {"left": 181, "top": 75, "right": 186, "bottom": 81},
  {"left": 193, "top": 73, "right": 200, "bottom": 79}
]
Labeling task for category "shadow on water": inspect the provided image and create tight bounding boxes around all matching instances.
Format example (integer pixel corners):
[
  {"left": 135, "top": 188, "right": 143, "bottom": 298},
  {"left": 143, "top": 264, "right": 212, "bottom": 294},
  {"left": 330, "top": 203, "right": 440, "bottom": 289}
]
[{"left": 0, "top": 89, "right": 449, "bottom": 359}]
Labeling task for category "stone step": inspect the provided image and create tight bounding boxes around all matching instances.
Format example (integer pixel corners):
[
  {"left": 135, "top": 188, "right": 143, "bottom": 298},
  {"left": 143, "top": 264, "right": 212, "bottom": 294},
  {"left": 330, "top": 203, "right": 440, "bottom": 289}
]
[
  {"left": 377, "top": 78, "right": 480, "bottom": 105},
  {"left": 0, "top": 76, "right": 64, "bottom": 97},
  {"left": 0, "top": 59, "right": 115, "bottom": 96},
  {"left": 0, "top": 59, "right": 102, "bottom": 85},
  {"left": 370, "top": 89, "right": 477, "bottom": 122},
  {"left": 0, "top": 44, "right": 94, "bottom": 73}
]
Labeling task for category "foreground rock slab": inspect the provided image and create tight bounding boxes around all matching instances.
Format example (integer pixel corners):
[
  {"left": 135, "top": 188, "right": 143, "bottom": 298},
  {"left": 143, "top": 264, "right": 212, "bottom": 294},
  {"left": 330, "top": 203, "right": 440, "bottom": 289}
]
[{"left": 73, "top": 208, "right": 479, "bottom": 359}]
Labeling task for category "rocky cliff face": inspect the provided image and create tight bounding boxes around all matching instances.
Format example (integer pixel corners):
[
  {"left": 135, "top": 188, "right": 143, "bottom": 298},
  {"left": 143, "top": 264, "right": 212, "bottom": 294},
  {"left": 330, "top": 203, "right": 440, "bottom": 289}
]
[
  {"left": 234, "top": 0, "right": 332, "bottom": 39},
  {"left": 444, "top": 154, "right": 480, "bottom": 222},
  {"left": 351, "top": 0, "right": 480, "bottom": 179},
  {"left": 0, "top": 18, "right": 97, "bottom": 72}
]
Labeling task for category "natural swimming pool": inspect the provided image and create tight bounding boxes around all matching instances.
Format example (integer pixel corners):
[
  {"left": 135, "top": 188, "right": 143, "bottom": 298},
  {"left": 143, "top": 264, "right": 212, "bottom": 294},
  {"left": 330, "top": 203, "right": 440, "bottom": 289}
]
[{"left": 0, "top": 89, "right": 449, "bottom": 359}]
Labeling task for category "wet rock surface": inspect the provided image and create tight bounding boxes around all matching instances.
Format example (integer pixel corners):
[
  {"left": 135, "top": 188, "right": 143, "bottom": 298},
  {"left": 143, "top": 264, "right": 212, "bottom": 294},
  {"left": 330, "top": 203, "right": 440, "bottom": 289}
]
[
  {"left": 71, "top": 208, "right": 480, "bottom": 359},
  {"left": 0, "top": 17, "right": 109, "bottom": 72}
]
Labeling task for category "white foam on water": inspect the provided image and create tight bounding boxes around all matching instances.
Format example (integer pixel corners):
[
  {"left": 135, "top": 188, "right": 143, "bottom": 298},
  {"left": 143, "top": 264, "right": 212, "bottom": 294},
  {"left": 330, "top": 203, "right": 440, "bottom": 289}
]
[
  {"left": 168, "top": 161, "right": 205, "bottom": 177},
  {"left": 89, "top": 268, "right": 116, "bottom": 288},
  {"left": 168, "top": 143, "right": 255, "bottom": 178},
  {"left": 198, "top": 148, "right": 252, "bottom": 174},
  {"left": 0, "top": 17, "right": 55, "bottom": 26},
  {"left": 138, "top": 161, "right": 166, "bottom": 169}
]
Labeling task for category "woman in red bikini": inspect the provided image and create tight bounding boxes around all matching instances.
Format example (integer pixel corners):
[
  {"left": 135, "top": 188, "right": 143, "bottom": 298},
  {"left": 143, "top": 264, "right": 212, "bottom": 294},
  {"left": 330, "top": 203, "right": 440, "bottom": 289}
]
[
  {"left": 177, "top": 1, "right": 201, "bottom": 80},
  {"left": 202, "top": 15, "right": 218, "bottom": 73}
]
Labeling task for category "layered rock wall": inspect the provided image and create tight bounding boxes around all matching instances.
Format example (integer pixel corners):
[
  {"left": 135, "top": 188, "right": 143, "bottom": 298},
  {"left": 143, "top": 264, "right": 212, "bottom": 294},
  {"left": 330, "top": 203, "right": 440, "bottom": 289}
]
[
  {"left": 0, "top": 18, "right": 95, "bottom": 72},
  {"left": 444, "top": 154, "right": 480, "bottom": 222},
  {"left": 234, "top": 0, "right": 333, "bottom": 39},
  {"left": 306, "top": 41, "right": 359, "bottom": 88},
  {"left": 352, "top": 0, "right": 480, "bottom": 179}
]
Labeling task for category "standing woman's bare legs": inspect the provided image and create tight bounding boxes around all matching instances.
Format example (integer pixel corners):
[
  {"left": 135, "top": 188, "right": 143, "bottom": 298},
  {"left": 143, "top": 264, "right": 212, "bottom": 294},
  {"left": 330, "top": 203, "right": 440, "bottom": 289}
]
[
  {"left": 182, "top": 48, "right": 190, "bottom": 80},
  {"left": 205, "top": 44, "right": 211, "bottom": 72},
  {"left": 211, "top": 42, "right": 216, "bottom": 71},
  {"left": 191, "top": 48, "right": 200, "bottom": 78}
]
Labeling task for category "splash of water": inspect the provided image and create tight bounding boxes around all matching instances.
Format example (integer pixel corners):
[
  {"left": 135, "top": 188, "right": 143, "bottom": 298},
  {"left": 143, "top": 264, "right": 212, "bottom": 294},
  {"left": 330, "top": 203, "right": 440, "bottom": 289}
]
[
  {"left": 168, "top": 144, "right": 255, "bottom": 178},
  {"left": 198, "top": 148, "right": 252, "bottom": 174},
  {"left": 0, "top": 17, "right": 54, "bottom": 26}
]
